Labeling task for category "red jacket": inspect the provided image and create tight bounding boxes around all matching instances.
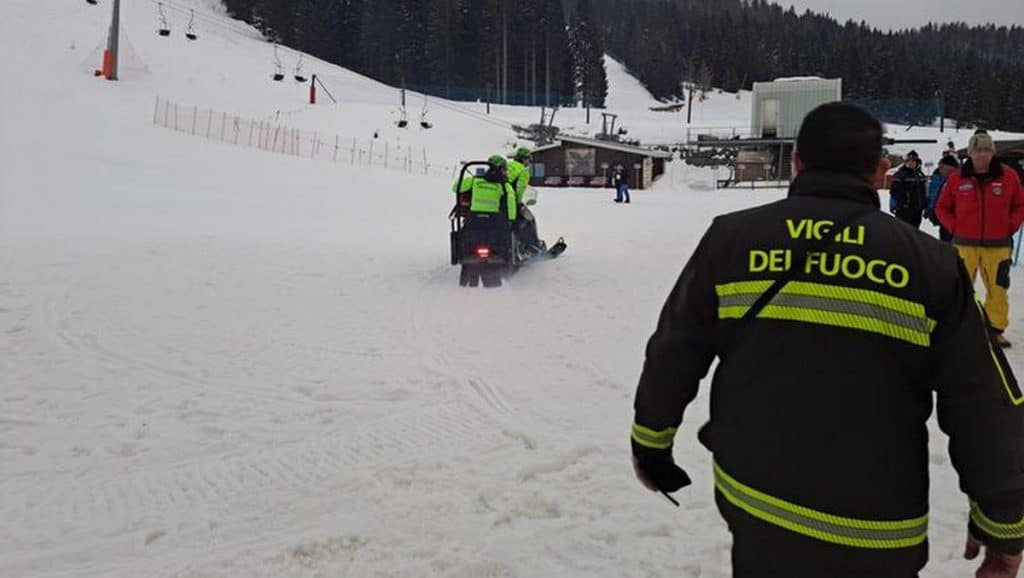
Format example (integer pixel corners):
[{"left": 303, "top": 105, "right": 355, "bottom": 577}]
[{"left": 936, "top": 161, "right": 1024, "bottom": 246}]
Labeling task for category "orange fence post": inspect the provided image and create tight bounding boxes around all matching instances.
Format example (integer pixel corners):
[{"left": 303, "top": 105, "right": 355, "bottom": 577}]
[{"left": 102, "top": 49, "right": 114, "bottom": 80}]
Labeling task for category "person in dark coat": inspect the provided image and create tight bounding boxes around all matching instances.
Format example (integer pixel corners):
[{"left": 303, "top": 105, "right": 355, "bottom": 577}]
[
  {"left": 889, "top": 152, "right": 928, "bottom": 229},
  {"left": 925, "top": 155, "right": 960, "bottom": 242},
  {"left": 613, "top": 164, "right": 631, "bottom": 204},
  {"left": 632, "top": 103, "right": 1024, "bottom": 578}
]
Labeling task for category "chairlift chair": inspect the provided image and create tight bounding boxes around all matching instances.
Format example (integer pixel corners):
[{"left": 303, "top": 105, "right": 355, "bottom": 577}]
[
  {"left": 294, "top": 55, "right": 308, "bottom": 83},
  {"left": 420, "top": 95, "right": 433, "bottom": 129},
  {"left": 86, "top": 0, "right": 98, "bottom": 5},
  {"left": 157, "top": 2, "right": 171, "bottom": 36},
  {"left": 272, "top": 45, "right": 285, "bottom": 81},
  {"left": 396, "top": 109, "right": 408, "bottom": 128},
  {"left": 185, "top": 9, "right": 198, "bottom": 41}
]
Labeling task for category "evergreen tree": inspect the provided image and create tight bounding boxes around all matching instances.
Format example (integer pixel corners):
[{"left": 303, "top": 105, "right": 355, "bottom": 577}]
[{"left": 219, "top": 0, "right": 1024, "bottom": 130}]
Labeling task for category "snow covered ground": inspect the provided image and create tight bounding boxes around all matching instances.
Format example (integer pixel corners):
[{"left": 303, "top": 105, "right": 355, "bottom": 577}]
[{"left": 2, "top": 1, "right": 1023, "bottom": 577}]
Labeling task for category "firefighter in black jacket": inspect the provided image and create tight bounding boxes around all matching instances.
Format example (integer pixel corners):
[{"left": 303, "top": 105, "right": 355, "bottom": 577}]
[{"left": 631, "top": 103, "right": 1024, "bottom": 578}]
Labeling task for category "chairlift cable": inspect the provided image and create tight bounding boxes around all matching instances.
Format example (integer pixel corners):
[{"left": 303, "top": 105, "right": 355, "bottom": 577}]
[{"left": 146, "top": 0, "right": 261, "bottom": 40}]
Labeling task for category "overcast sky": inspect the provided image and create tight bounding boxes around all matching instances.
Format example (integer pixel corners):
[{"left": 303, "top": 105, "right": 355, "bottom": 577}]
[{"left": 775, "top": 0, "right": 1024, "bottom": 31}]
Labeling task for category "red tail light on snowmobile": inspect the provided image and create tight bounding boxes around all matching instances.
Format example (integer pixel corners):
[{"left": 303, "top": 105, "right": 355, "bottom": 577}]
[{"left": 476, "top": 247, "right": 491, "bottom": 259}]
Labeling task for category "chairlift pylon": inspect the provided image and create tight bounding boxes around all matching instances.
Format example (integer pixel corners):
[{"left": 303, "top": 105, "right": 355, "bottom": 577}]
[
  {"left": 185, "top": 9, "right": 198, "bottom": 41},
  {"left": 157, "top": 2, "right": 171, "bottom": 36},
  {"left": 272, "top": 45, "right": 285, "bottom": 81}
]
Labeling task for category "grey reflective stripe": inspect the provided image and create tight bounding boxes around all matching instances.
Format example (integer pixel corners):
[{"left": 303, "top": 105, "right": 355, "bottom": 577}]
[
  {"left": 714, "top": 464, "right": 928, "bottom": 549},
  {"left": 719, "top": 293, "right": 931, "bottom": 334}
]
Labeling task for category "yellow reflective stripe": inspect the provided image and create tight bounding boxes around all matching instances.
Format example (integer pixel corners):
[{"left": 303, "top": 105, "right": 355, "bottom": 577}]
[
  {"left": 717, "top": 280, "right": 928, "bottom": 320},
  {"left": 789, "top": 281, "right": 925, "bottom": 318},
  {"left": 714, "top": 462, "right": 928, "bottom": 549},
  {"left": 974, "top": 300, "right": 1023, "bottom": 406},
  {"left": 631, "top": 422, "right": 677, "bottom": 450},
  {"left": 719, "top": 304, "right": 931, "bottom": 347},
  {"left": 971, "top": 501, "right": 1024, "bottom": 539},
  {"left": 716, "top": 280, "right": 774, "bottom": 297},
  {"left": 715, "top": 280, "right": 935, "bottom": 347},
  {"left": 720, "top": 294, "right": 931, "bottom": 333}
]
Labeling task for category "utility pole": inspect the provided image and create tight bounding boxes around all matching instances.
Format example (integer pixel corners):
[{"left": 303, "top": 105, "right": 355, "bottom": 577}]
[
  {"left": 524, "top": 51, "right": 528, "bottom": 108},
  {"left": 531, "top": 38, "right": 537, "bottom": 107},
  {"left": 502, "top": 0, "right": 508, "bottom": 105},
  {"left": 104, "top": 0, "right": 121, "bottom": 80},
  {"left": 686, "top": 85, "right": 696, "bottom": 125},
  {"left": 544, "top": 33, "right": 551, "bottom": 108}
]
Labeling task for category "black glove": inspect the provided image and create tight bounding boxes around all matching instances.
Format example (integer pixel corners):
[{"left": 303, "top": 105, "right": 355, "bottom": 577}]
[{"left": 632, "top": 439, "right": 692, "bottom": 493}]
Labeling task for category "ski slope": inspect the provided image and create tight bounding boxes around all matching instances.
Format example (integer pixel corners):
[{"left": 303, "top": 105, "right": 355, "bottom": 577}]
[{"left": 1, "top": 1, "right": 1022, "bottom": 577}]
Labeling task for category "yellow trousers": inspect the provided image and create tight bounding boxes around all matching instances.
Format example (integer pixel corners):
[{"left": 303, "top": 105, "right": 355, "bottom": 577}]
[{"left": 956, "top": 245, "right": 1013, "bottom": 331}]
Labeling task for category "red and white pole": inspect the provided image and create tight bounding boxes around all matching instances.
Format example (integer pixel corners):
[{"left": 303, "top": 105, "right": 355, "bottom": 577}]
[{"left": 103, "top": 0, "right": 120, "bottom": 80}]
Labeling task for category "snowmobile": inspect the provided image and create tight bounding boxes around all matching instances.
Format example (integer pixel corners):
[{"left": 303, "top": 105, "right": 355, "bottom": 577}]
[{"left": 449, "top": 161, "right": 566, "bottom": 288}]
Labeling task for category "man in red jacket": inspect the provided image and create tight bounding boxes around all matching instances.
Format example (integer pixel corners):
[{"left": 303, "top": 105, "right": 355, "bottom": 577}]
[{"left": 937, "top": 132, "right": 1024, "bottom": 348}]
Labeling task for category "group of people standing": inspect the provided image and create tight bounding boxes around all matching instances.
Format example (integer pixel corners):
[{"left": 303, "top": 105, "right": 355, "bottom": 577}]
[{"left": 889, "top": 132, "right": 1024, "bottom": 348}]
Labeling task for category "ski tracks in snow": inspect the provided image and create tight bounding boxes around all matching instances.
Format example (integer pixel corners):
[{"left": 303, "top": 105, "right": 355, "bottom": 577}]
[
  {"left": 0, "top": 263, "right": 519, "bottom": 578},
  {"left": 408, "top": 273, "right": 518, "bottom": 421}
]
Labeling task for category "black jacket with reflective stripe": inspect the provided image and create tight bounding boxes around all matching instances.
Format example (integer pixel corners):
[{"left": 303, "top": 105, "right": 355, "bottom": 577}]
[
  {"left": 890, "top": 164, "right": 928, "bottom": 212},
  {"left": 633, "top": 170, "right": 1024, "bottom": 572}
]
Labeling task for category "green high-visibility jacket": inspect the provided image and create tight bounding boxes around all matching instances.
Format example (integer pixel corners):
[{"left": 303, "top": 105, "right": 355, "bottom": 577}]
[
  {"left": 453, "top": 175, "right": 517, "bottom": 221},
  {"left": 506, "top": 159, "right": 530, "bottom": 204}
]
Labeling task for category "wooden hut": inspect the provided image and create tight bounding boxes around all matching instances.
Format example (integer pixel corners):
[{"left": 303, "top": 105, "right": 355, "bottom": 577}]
[{"left": 528, "top": 135, "right": 673, "bottom": 190}]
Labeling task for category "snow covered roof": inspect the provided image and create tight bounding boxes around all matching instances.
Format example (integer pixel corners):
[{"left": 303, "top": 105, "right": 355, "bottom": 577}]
[
  {"left": 772, "top": 76, "right": 826, "bottom": 82},
  {"left": 533, "top": 135, "right": 674, "bottom": 159}
]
